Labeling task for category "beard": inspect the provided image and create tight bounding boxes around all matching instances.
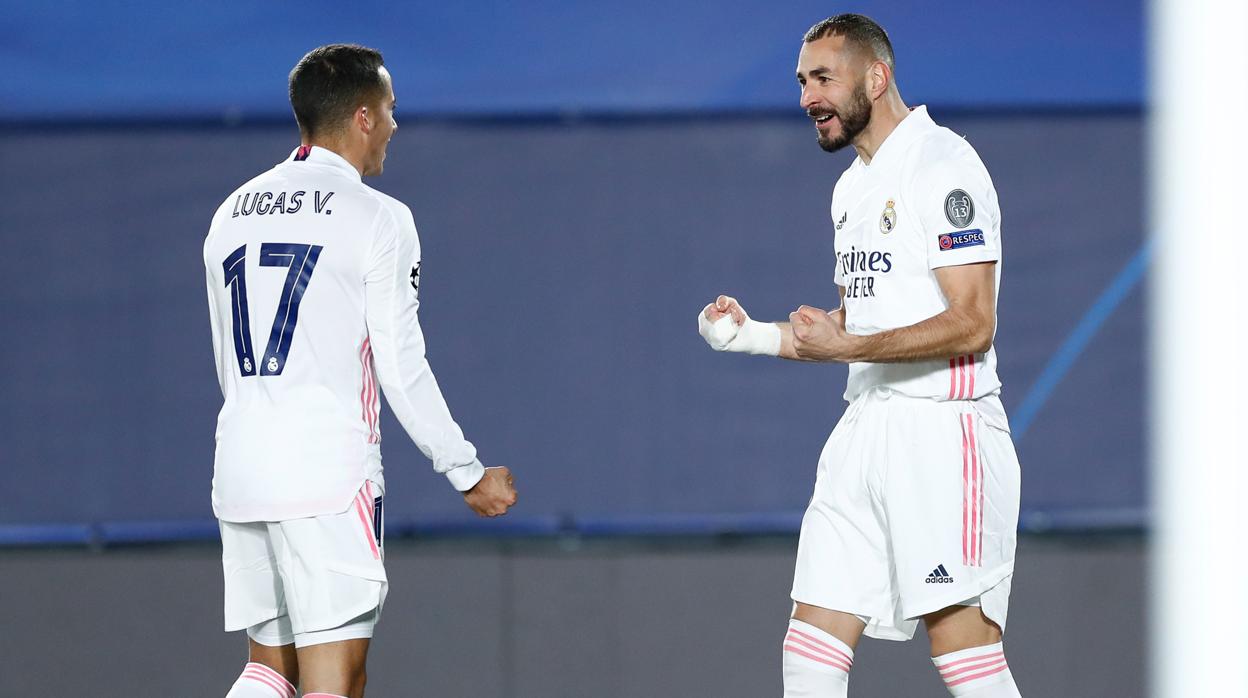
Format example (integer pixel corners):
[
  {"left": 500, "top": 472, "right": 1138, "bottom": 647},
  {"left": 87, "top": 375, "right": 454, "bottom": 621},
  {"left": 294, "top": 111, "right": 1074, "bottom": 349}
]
[{"left": 812, "top": 84, "right": 873, "bottom": 153}]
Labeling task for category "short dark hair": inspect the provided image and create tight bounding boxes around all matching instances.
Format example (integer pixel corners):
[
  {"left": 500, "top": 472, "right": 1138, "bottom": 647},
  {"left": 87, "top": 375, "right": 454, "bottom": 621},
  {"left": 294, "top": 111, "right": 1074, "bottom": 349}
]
[
  {"left": 803, "top": 14, "right": 895, "bottom": 70},
  {"left": 288, "top": 44, "right": 387, "bottom": 138}
]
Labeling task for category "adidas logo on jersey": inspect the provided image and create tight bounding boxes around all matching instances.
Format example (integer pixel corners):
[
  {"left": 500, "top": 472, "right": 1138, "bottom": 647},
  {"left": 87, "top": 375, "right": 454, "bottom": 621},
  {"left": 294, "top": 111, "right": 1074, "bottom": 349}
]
[{"left": 926, "top": 564, "right": 954, "bottom": 584}]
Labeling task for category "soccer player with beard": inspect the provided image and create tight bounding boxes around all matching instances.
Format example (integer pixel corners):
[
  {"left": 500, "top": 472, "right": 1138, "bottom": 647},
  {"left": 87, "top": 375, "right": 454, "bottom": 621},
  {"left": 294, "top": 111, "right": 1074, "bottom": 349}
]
[{"left": 697, "top": 15, "right": 1023, "bottom": 698}]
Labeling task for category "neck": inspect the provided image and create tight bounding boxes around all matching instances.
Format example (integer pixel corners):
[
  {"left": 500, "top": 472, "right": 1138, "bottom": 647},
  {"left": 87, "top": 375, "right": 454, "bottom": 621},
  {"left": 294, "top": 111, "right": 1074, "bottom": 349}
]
[
  {"left": 852, "top": 92, "right": 911, "bottom": 165},
  {"left": 302, "top": 134, "right": 367, "bottom": 176}
]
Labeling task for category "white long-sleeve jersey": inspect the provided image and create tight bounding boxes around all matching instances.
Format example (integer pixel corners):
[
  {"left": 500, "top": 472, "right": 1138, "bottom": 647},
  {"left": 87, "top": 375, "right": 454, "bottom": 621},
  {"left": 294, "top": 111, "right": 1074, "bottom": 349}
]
[{"left": 204, "top": 145, "right": 484, "bottom": 523}]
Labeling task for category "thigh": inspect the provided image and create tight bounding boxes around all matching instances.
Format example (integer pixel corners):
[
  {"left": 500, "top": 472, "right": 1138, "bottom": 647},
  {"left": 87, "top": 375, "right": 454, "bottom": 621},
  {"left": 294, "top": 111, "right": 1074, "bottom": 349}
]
[
  {"left": 270, "top": 481, "right": 389, "bottom": 636},
  {"left": 922, "top": 605, "right": 1002, "bottom": 657},
  {"left": 792, "top": 602, "right": 868, "bottom": 650},
  {"left": 220, "top": 520, "right": 285, "bottom": 632},
  {"left": 883, "top": 401, "right": 1018, "bottom": 623},
  {"left": 791, "top": 400, "right": 897, "bottom": 632}
]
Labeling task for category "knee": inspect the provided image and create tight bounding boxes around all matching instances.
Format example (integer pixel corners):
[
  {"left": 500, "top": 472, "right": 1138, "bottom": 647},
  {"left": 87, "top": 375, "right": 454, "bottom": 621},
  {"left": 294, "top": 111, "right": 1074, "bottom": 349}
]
[
  {"left": 791, "top": 603, "right": 867, "bottom": 649},
  {"left": 924, "top": 606, "right": 1001, "bottom": 657},
  {"left": 926, "top": 624, "right": 973, "bottom": 656}
]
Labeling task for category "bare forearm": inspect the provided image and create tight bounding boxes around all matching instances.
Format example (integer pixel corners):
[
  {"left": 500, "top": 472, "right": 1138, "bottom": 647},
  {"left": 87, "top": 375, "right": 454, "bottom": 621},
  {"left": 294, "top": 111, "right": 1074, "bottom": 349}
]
[
  {"left": 846, "top": 306, "right": 993, "bottom": 363},
  {"left": 776, "top": 322, "right": 819, "bottom": 361},
  {"left": 776, "top": 322, "right": 798, "bottom": 360},
  {"left": 785, "top": 264, "right": 997, "bottom": 364}
]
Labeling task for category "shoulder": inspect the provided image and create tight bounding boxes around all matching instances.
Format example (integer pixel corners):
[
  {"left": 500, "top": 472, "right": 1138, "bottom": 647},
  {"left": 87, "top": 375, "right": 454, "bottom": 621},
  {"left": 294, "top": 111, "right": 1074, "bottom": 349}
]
[
  {"left": 206, "top": 168, "right": 276, "bottom": 243},
  {"left": 909, "top": 127, "right": 988, "bottom": 175},
  {"left": 213, "top": 169, "right": 272, "bottom": 216},
  {"left": 360, "top": 186, "right": 417, "bottom": 232},
  {"left": 901, "top": 128, "right": 994, "bottom": 199},
  {"left": 358, "top": 186, "right": 421, "bottom": 262}
]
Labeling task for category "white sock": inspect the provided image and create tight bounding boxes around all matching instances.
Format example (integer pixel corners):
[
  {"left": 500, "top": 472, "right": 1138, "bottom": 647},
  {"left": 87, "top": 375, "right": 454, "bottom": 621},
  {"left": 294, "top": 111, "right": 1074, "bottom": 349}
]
[
  {"left": 224, "top": 662, "right": 296, "bottom": 698},
  {"left": 782, "top": 619, "right": 853, "bottom": 697},
  {"left": 931, "top": 642, "right": 1021, "bottom": 697},
  {"left": 303, "top": 694, "right": 348, "bottom": 698}
]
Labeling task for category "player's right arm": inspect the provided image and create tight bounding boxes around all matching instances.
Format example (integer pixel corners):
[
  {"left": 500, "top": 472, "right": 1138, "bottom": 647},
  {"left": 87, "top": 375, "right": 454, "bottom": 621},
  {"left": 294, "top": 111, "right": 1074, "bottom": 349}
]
[
  {"left": 698, "top": 179, "right": 854, "bottom": 361},
  {"left": 364, "top": 203, "right": 516, "bottom": 517},
  {"left": 698, "top": 293, "right": 844, "bottom": 361},
  {"left": 203, "top": 225, "right": 228, "bottom": 396}
]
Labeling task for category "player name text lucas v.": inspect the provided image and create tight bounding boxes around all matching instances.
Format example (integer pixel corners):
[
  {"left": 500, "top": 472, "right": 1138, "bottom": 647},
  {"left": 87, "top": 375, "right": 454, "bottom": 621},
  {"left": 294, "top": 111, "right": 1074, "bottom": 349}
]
[{"left": 231, "top": 189, "right": 336, "bottom": 218}]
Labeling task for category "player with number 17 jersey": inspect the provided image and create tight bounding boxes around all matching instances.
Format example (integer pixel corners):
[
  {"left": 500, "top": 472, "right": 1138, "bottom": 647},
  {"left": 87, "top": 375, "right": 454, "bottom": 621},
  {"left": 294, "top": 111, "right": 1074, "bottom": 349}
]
[{"left": 204, "top": 144, "right": 484, "bottom": 523}]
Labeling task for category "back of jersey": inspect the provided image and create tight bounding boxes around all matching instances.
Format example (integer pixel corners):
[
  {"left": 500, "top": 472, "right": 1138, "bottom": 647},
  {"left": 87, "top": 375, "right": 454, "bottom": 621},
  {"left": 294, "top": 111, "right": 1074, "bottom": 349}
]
[{"left": 204, "top": 146, "right": 384, "bottom": 522}]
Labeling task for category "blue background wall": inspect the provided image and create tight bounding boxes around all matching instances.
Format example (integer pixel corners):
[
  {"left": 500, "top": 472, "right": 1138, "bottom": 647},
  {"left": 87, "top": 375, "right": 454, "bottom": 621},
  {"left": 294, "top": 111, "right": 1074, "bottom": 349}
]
[
  {"left": 0, "top": 1, "right": 1145, "bottom": 535},
  {"left": 4, "top": 0, "right": 1141, "bottom": 119}
]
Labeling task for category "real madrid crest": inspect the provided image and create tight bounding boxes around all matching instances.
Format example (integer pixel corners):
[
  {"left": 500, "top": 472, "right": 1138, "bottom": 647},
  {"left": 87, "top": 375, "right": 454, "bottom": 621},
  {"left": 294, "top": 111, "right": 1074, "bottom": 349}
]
[{"left": 879, "top": 199, "right": 897, "bottom": 234}]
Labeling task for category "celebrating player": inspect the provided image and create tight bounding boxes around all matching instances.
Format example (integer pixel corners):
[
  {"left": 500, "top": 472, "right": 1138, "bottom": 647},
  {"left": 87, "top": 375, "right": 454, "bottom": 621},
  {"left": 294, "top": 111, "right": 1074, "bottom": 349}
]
[
  {"left": 203, "top": 44, "right": 517, "bottom": 698},
  {"left": 698, "top": 15, "right": 1023, "bottom": 697}
]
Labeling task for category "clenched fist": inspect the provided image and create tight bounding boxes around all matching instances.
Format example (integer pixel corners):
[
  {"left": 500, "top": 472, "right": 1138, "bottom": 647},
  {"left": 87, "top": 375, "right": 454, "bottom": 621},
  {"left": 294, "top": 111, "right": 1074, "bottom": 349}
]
[
  {"left": 697, "top": 295, "right": 781, "bottom": 356},
  {"left": 463, "top": 466, "right": 518, "bottom": 517},
  {"left": 703, "top": 295, "right": 747, "bottom": 325},
  {"left": 699, "top": 295, "right": 749, "bottom": 349},
  {"left": 789, "top": 305, "right": 855, "bottom": 362}
]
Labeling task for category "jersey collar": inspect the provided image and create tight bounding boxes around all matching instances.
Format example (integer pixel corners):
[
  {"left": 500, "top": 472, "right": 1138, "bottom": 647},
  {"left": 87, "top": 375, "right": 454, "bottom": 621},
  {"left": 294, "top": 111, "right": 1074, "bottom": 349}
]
[
  {"left": 861, "top": 105, "right": 933, "bottom": 171},
  {"left": 285, "top": 145, "right": 363, "bottom": 182}
]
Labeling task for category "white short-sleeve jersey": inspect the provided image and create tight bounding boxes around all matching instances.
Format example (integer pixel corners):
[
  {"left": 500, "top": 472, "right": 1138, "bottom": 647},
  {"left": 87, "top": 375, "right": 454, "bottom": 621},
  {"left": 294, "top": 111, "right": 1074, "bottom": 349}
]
[
  {"left": 831, "top": 106, "right": 1003, "bottom": 403},
  {"left": 204, "top": 146, "right": 484, "bottom": 523}
]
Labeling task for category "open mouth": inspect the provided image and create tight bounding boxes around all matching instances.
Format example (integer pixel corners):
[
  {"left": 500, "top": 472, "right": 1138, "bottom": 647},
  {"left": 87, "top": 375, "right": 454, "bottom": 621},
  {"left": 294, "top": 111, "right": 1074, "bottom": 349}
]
[{"left": 813, "top": 114, "right": 836, "bottom": 130}]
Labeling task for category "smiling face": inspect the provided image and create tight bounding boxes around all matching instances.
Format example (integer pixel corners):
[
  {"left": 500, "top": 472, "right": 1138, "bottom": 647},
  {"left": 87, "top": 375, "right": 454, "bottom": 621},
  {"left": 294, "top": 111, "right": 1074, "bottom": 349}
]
[{"left": 796, "top": 35, "right": 874, "bottom": 153}]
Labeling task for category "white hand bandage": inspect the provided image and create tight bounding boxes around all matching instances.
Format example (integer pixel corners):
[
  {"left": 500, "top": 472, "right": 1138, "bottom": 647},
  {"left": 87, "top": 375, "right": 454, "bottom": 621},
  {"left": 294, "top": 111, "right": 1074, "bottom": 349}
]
[
  {"left": 697, "top": 311, "right": 781, "bottom": 356},
  {"left": 698, "top": 313, "right": 739, "bottom": 350}
]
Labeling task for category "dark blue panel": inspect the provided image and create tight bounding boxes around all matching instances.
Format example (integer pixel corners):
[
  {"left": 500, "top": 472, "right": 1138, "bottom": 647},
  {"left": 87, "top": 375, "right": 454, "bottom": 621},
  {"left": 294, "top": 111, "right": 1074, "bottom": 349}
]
[
  {"left": 1, "top": 0, "right": 1142, "bottom": 118},
  {"left": 0, "top": 524, "right": 94, "bottom": 546},
  {"left": 97, "top": 519, "right": 221, "bottom": 545},
  {"left": 0, "top": 112, "right": 1143, "bottom": 530}
]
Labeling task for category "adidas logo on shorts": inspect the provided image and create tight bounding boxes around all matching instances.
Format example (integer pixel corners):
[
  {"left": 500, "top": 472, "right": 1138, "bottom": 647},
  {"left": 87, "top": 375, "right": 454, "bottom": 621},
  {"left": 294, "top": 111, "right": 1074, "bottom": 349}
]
[{"left": 926, "top": 564, "right": 954, "bottom": 584}]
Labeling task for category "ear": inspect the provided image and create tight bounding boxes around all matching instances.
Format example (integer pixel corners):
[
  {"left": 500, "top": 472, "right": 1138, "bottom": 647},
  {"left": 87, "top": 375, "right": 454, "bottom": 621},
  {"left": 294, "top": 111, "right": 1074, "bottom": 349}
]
[
  {"left": 867, "top": 61, "right": 891, "bottom": 100},
  {"left": 354, "top": 105, "right": 373, "bottom": 135}
]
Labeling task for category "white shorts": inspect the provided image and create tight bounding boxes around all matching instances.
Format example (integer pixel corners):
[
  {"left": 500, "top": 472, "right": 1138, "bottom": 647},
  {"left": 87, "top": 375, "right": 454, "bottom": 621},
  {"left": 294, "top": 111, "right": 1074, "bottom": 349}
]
[
  {"left": 792, "top": 389, "right": 1020, "bottom": 641},
  {"left": 221, "top": 481, "right": 388, "bottom": 648}
]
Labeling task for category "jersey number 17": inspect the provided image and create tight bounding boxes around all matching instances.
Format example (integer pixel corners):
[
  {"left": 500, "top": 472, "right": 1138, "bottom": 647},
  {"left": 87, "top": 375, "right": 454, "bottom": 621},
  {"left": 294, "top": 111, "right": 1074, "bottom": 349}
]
[{"left": 222, "top": 243, "right": 324, "bottom": 377}]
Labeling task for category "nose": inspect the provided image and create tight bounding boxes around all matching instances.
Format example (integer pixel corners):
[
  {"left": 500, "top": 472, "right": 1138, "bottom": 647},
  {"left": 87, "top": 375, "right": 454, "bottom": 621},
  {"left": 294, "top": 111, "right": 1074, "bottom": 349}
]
[{"left": 800, "top": 85, "right": 819, "bottom": 111}]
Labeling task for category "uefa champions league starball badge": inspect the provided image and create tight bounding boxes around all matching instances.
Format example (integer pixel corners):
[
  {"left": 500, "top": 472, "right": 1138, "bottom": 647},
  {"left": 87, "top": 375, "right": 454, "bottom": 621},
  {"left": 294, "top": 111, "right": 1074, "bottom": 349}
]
[{"left": 880, "top": 199, "right": 897, "bottom": 234}]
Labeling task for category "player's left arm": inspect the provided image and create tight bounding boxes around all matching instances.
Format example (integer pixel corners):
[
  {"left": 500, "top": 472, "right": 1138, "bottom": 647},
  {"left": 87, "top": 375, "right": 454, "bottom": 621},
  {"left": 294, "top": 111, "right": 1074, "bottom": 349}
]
[
  {"left": 790, "top": 263, "right": 995, "bottom": 362},
  {"left": 793, "top": 151, "right": 1000, "bottom": 363},
  {"left": 364, "top": 205, "right": 486, "bottom": 492},
  {"left": 777, "top": 286, "right": 844, "bottom": 361}
]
